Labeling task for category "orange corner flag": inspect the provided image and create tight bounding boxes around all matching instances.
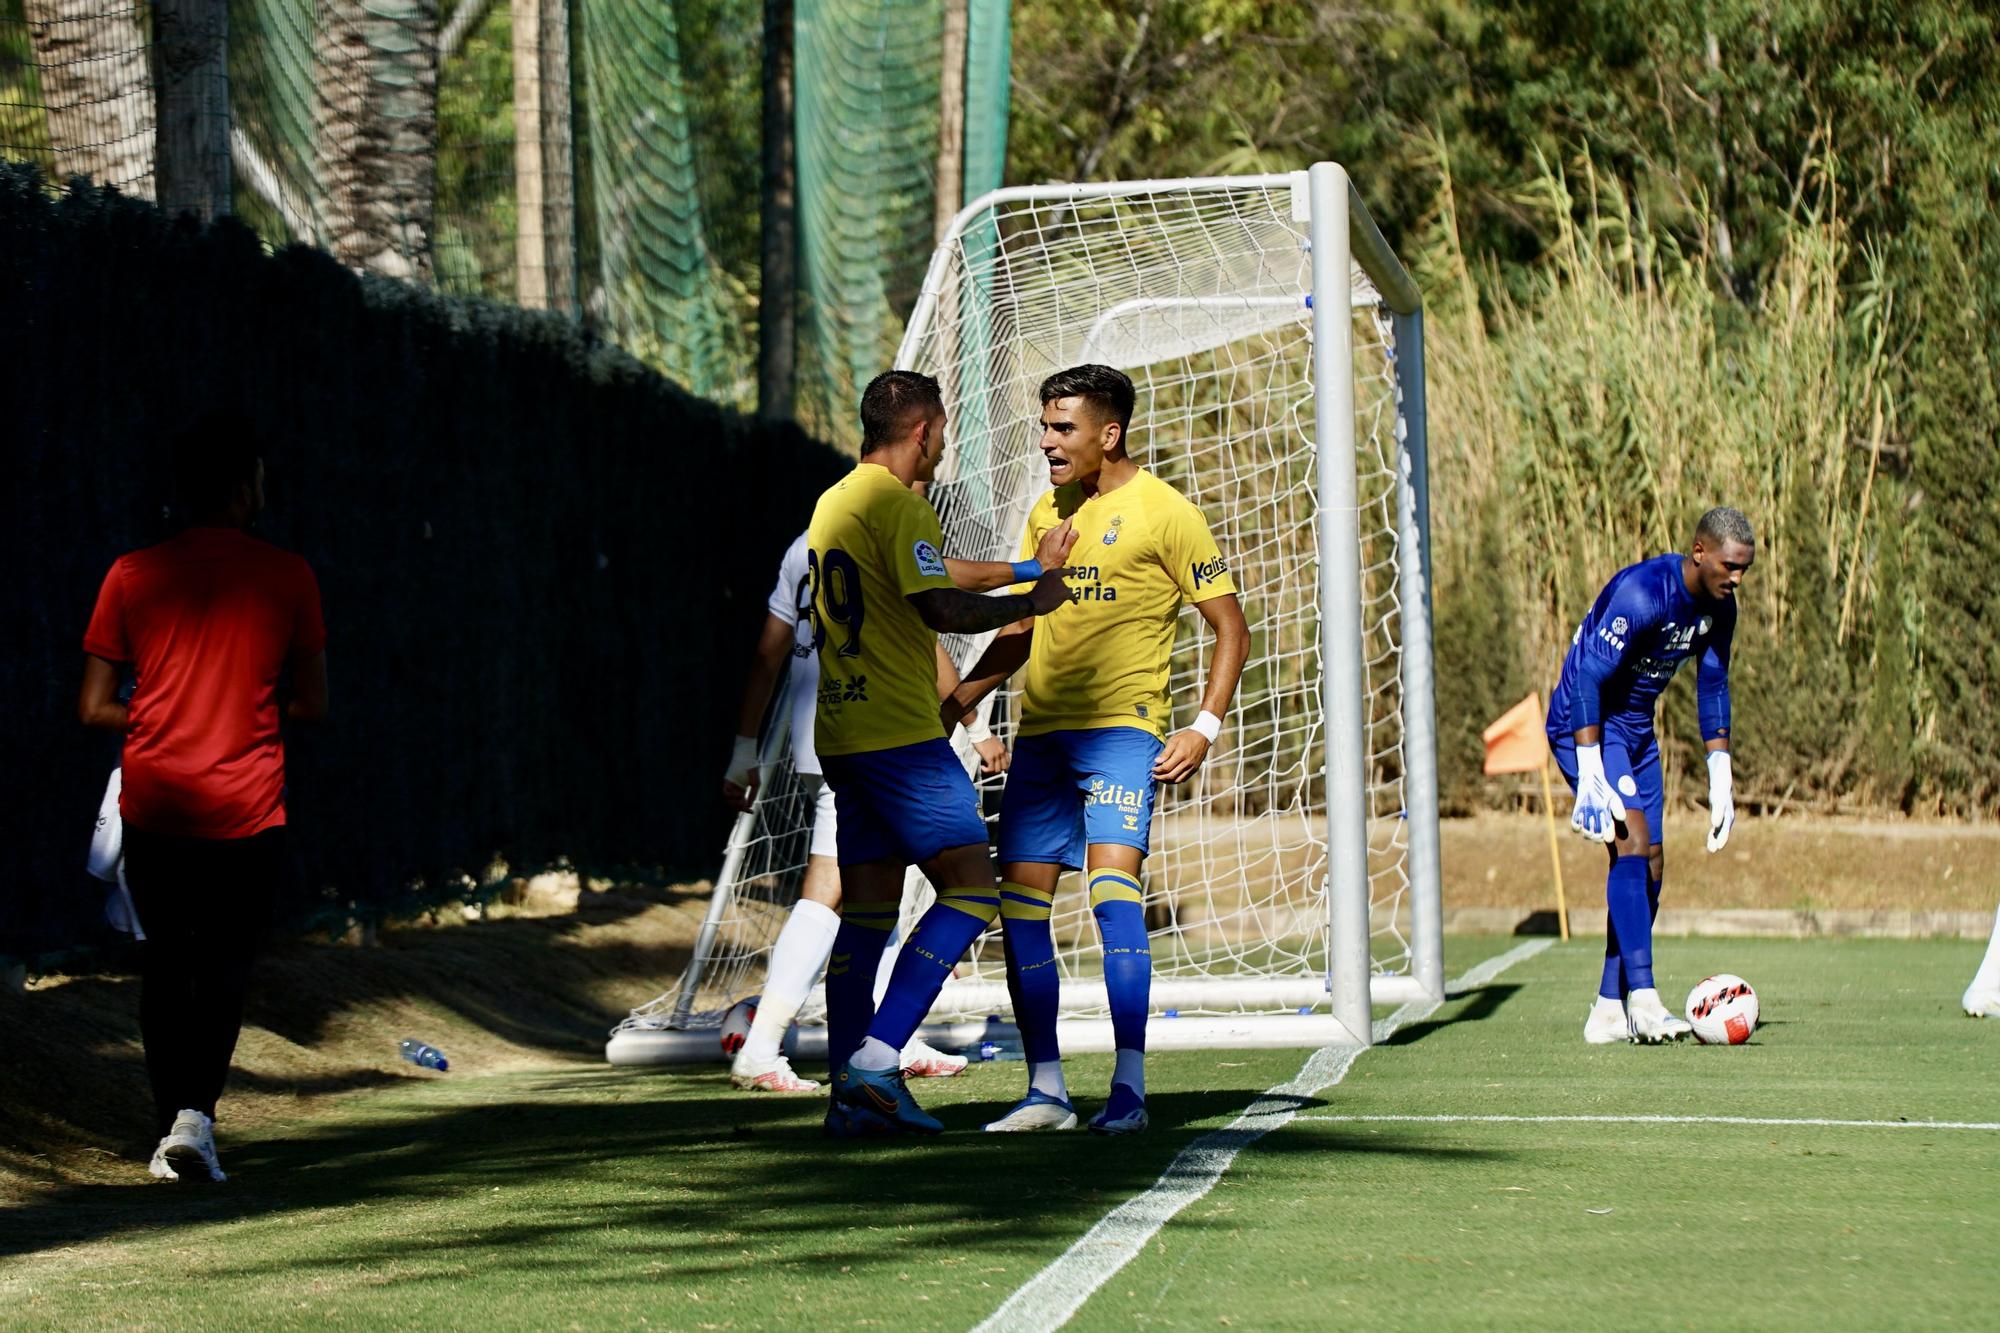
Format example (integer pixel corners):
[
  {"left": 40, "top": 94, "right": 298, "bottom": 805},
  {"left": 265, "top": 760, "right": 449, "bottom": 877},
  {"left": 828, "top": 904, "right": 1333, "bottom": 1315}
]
[{"left": 1482, "top": 693, "right": 1549, "bottom": 775}]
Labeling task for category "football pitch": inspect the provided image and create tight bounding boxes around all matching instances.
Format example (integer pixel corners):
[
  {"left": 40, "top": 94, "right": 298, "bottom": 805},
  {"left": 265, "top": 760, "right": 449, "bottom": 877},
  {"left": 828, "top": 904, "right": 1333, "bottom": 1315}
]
[{"left": 4, "top": 936, "right": 1994, "bottom": 1329}]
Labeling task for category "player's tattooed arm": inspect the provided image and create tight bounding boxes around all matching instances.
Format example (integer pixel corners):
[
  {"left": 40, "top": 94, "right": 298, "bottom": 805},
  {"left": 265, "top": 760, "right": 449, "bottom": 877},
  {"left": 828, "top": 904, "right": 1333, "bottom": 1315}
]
[{"left": 909, "top": 569, "right": 1073, "bottom": 634}]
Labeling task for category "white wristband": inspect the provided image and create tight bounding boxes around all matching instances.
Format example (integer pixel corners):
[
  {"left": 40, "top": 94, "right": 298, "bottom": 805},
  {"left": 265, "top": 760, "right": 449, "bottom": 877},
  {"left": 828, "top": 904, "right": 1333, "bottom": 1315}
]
[
  {"left": 1706, "top": 749, "right": 1732, "bottom": 788},
  {"left": 725, "top": 735, "right": 759, "bottom": 786},
  {"left": 1190, "top": 710, "right": 1223, "bottom": 743},
  {"left": 964, "top": 711, "right": 993, "bottom": 744}
]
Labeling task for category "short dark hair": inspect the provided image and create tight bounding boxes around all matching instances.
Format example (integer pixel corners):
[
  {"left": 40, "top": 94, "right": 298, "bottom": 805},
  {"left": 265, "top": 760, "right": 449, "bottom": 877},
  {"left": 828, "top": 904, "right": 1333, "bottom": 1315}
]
[
  {"left": 1695, "top": 506, "right": 1755, "bottom": 548},
  {"left": 1039, "top": 364, "right": 1136, "bottom": 441},
  {"left": 171, "top": 410, "right": 262, "bottom": 513},
  {"left": 859, "top": 370, "right": 944, "bottom": 453}
]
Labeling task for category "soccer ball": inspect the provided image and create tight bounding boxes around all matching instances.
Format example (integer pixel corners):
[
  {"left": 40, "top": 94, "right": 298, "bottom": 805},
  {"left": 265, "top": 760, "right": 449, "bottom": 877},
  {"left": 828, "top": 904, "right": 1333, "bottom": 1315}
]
[
  {"left": 719, "top": 996, "right": 759, "bottom": 1055},
  {"left": 1685, "top": 974, "right": 1758, "bottom": 1045}
]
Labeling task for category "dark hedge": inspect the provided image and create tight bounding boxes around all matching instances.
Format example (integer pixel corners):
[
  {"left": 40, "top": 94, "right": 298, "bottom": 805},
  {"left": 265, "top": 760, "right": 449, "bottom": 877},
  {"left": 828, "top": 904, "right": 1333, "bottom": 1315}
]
[{"left": 0, "top": 164, "right": 848, "bottom": 964}]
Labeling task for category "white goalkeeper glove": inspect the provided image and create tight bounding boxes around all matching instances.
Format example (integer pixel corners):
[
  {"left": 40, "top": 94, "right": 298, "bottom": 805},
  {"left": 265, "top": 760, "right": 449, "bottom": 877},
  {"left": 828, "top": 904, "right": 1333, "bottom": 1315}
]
[
  {"left": 1569, "top": 743, "right": 1626, "bottom": 843},
  {"left": 1705, "top": 749, "right": 1735, "bottom": 852}
]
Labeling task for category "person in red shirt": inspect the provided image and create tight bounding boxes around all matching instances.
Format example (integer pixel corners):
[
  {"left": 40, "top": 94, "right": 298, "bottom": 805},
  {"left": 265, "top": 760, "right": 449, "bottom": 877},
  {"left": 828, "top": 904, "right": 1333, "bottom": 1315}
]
[{"left": 79, "top": 412, "right": 328, "bottom": 1183}]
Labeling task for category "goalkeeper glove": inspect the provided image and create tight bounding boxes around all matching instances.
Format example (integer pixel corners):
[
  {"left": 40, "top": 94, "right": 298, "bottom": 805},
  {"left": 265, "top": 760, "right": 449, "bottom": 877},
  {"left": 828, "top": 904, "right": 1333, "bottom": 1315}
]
[
  {"left": 1705, "top": 749, "right": 1735, "bottom": 852},
  {"left": 1568, "top": 743, "right": 1627, "bottom": 843}
]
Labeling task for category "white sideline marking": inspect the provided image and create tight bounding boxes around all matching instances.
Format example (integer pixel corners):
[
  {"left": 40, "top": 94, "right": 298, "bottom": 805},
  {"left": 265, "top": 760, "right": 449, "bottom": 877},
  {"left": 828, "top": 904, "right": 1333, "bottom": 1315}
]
[
  {"left": 971, "top": 939, "right": 1554, "bottom": 1333},
  {"left": 1294, "top": 1113, "right": 2000, "bottom": 1132}
]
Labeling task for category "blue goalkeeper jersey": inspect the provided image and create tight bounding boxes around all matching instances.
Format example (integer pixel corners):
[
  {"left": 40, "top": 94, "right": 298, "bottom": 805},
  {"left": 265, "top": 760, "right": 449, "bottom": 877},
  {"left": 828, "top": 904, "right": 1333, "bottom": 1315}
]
[{"left": 1546, "top": 552, "right": 1736, "bottom": 745}]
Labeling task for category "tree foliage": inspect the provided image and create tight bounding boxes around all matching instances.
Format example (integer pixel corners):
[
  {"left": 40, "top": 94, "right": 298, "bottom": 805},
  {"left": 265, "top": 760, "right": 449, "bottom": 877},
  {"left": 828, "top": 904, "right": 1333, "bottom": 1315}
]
[{"left": 1013, "top": 0, "right": 1998, "bottom": 813}]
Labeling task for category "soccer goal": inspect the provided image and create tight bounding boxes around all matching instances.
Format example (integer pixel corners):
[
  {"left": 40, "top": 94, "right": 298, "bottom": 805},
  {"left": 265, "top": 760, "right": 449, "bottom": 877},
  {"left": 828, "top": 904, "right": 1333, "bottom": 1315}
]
[{"left": 607, "top": 164, "right": 1440, "bottom": 1062}]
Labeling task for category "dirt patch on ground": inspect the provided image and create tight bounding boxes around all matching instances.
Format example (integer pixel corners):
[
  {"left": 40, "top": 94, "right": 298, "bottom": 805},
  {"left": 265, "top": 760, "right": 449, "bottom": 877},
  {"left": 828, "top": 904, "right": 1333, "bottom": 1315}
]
[
  {"left": 4, "top": 814, "right": 1995, "bottom": 1196},
  {"left": 0, "top": 876, "right": 715, "bottom": 1202},
  {"left": 1442, "top": 812, "right": 2000, "bottom": 913}
]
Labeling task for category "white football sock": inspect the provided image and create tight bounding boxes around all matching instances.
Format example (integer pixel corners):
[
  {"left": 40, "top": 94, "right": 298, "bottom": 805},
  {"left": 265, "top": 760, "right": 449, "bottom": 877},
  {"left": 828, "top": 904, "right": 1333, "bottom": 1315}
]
[
  {"left": 1591, "top": 993, "right": 1626, "bottom": 1017},
  {"left": 1112, "top": 1048, "right": 1146, "bottom": 1097},
  {"left": 741, "top": 899, "right": 839, "bottom": 1065},
  {"left": 1965, "top": 904, "right": 2000, "bottom": 1013},
  {"left": 1029, "top": 1059, "right": 1068, "bottom": 1101},
  {"left": 871, "top": 923, "right": 904, "bottom": 1006},
  {"left": 851, "top": 1036, "right": 899, "bottom": 1071},
  {"left": 1627, "top": 987, "right": 1668, "bottom": 1014},
  {"left": 1971, "top": 903, "right": 2000, "bottom": 992}
]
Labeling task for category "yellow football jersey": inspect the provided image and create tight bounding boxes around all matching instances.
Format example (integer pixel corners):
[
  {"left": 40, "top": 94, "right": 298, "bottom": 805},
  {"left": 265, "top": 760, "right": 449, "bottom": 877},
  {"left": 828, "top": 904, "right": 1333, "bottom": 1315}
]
[
  {"left": 1014, "top": 468, "right": 1236, "bottom": 739},
  {"left": 806, "top": 463, "right": 957, "bottom": 756}
]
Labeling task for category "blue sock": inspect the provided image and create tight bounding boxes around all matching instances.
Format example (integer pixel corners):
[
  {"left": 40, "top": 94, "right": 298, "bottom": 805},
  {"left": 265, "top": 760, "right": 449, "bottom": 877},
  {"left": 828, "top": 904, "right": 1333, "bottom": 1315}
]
[
  {"left": 1604, "top": 863, "right": 1666, "bottom": 1000},
  {"left": 1599, "top": 936, "right": 1624, "bottom": 1002},
  {"left": 825, "top": 906, "right": 896, "bottom": 1077},
  {"left": 1605, "top": 855, "right": 1653, "bottom": 991},
  {"left": 999, "top": 881, "right": 1061, "bottom": 1064},
  {"left": 865, "top": 887, "right": 999, "bottom": 1053},
  {"left": 1090, "top": 870, "right": 1151, "bottom": 1058}
]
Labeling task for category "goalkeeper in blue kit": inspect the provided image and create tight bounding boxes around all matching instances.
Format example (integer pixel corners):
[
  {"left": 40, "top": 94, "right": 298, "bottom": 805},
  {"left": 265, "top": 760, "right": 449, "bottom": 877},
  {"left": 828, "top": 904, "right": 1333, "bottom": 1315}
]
[{"left": 1547, "top": 507, "right": 1756, "bottom": 1044}]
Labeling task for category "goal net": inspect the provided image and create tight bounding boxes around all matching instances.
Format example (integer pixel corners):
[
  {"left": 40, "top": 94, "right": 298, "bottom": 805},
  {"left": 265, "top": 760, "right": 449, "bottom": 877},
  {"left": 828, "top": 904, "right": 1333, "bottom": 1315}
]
[{"left": 608, "top": 165, "right": 1440, "bottom": 1062}]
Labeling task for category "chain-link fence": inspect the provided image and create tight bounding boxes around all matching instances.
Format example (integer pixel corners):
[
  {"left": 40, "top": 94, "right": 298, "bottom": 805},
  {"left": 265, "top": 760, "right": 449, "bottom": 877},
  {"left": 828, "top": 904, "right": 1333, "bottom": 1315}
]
[{"left": 0, "top": 0, "right": 1011, "bottom": 435}]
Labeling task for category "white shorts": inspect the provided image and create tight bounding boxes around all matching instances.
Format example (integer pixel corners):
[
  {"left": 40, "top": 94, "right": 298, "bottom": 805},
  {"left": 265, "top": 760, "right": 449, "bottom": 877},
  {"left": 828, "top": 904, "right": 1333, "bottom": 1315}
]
[{"left": 801, "top": 772, "right": 839, "bottom": 861}]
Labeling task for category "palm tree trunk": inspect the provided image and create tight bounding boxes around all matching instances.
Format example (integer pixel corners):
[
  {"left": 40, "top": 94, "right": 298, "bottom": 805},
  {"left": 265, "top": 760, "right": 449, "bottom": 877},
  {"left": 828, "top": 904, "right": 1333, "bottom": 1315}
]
[
  {"left": 313, "top": 0, "right": 440, "bottom": 280},
  {"left": 21, "top": 0, "right": 156, "bottom": 198}
]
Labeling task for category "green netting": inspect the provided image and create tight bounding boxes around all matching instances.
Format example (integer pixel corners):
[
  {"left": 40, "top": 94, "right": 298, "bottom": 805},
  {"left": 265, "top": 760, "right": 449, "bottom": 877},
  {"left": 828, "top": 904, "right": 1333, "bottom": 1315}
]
[
  {"left": 0, "top": 0, "right": 1011, "bottom": 427},
  {"left": 793, "top": 0, "right": 940, "bottom": 444},
  {"left": 575, "top": 0, "right": 739, "bottom": 403}
]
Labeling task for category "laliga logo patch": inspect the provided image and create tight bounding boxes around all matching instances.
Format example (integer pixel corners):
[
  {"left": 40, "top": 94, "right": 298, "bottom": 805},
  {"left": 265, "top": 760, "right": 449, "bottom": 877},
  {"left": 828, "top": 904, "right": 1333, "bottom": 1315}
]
[
  {"left": 1610, "top": 615, "right": 1629, "bottom": 637},
  {"left": 913, "top": 540, "right": 946, "bottom": 578},
  {"left": 1698, "top": 615, "right": 1713, "bottom": 636},
  {"left": 1103, "top": 515, "right": 1123, "bottom": 546}
]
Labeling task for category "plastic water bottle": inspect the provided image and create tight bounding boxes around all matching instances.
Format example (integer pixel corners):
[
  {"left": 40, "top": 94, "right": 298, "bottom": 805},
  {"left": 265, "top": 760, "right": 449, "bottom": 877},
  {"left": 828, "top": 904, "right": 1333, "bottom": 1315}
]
[
  {"left": 400, "top": 1039, "right": 448, "bottom": 1072},
  {"left": 974, "top": 1036, "right": 1025, "bottom": 1062}
]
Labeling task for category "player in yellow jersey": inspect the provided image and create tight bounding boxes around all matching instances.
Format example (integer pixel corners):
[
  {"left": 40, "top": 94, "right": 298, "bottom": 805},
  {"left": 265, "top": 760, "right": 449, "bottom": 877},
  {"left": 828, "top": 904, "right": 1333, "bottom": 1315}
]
[
  {"left": 942, "top": 364, "right": 1250, "bottom": 1135},
  {"left": 811, "top": 370, "right": 1077, "bottom": 1136}
]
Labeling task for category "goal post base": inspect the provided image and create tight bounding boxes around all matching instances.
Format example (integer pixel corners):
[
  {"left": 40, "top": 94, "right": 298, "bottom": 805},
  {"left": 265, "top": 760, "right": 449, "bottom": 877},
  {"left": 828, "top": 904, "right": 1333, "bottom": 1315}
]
[
  {"left": 605, "top": 1013, "right": 1368, "bottom": 1067},
  {"left": 601, "top": 973, "right": 1432, "bottom": 1066}
]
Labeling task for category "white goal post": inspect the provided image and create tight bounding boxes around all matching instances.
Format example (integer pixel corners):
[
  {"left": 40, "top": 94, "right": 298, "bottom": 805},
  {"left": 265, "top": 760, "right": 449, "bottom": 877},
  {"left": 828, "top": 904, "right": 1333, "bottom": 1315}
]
[{"left": 607, "top": 163, "right": 1440, "bottom": 1063}]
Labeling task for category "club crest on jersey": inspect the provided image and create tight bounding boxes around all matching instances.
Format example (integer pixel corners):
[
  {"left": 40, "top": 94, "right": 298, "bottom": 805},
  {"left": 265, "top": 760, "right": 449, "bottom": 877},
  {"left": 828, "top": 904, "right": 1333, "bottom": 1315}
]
[
  {"left": 913, "top": 540, "right": 946, "bottom": 578},
  {"left": 1191, "top": 553, "right": 1229, "bottom": 589},
  {"left": 1103, "top": 515, "right": 1124, "bottom": 546}
]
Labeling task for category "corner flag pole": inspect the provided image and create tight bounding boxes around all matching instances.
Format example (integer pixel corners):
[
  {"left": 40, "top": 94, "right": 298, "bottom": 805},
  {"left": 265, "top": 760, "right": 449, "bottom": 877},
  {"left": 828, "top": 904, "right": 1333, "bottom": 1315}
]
[
  {"left": 1481, "top": 692, "right": 1569, "bottom": 942},
  {"left": 1538, "top": 759, "right": 1570, "bottom": 941}
]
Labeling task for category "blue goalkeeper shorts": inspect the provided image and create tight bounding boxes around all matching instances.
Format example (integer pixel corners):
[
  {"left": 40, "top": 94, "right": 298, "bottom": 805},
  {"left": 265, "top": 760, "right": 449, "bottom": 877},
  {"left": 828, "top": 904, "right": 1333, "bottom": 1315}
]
[
  {"left": 997, "top": 726, "right": 1164, "bottom": 870},
  {"left": 818, "top": 737, "right": 988, "bottom": 867},
  {"left": 1549, "top": 726, "right": 1665, "bottom": 845}
]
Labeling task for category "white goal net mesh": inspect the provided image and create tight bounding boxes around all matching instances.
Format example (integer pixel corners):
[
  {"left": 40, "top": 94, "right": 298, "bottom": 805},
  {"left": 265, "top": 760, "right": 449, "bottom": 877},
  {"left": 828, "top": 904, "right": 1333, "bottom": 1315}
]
[{"left": 615, "top": 175, "right": 1415, "bottom": 1040}]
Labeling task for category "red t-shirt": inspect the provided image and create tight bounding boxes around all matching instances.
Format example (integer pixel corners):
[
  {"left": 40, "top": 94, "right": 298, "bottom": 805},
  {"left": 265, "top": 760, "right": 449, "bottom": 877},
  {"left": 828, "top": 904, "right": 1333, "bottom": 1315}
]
[{"left": 84, "top": 528, "right": 326, "bottom": 839}]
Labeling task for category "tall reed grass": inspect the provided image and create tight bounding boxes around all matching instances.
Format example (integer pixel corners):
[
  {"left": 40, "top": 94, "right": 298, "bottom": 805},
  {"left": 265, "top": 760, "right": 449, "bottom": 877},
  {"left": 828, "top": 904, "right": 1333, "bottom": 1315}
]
[{"left": 1416, "top": 141, "right": 1915, "bottom": 812}]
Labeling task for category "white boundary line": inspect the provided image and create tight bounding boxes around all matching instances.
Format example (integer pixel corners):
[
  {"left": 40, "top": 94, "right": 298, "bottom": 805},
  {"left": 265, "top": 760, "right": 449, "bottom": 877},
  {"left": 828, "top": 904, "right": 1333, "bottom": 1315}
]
[
  {"left": 1294, "top": 1113, "right": 2000, "bottom": 1131},
  {"left": 970, "top": 939, "right": 1554, "bottom": 1333}
]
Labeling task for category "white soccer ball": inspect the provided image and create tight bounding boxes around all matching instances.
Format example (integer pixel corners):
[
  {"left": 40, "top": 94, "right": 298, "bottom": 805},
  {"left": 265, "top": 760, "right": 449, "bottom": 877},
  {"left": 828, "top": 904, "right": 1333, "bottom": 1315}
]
[
  {"left": 719, "top": 996, "right": 759, "bottom": 1055},
  {"left": 1685, "top": 974, "right": 1758, "bottom": 1045}
]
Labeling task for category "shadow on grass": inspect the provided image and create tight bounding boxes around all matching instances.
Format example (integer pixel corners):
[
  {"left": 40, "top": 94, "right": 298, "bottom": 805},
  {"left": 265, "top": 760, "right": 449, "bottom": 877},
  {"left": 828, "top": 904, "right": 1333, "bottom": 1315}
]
[
  {"left": 0, "top": 1073, "right": 1510, "bottom": 1275},
  {"left": 0, "top": 885, "right": 710, "bottom": 1169},
  {"left": 1384, "top": 983, "right": 1525, "bottom": 1048}
]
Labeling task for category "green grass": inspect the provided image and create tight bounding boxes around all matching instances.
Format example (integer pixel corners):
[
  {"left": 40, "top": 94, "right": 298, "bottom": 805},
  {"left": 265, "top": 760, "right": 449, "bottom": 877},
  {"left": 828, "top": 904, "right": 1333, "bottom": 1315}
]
[{"left": 3, "top": 937, "right": 1995, "bottom": 1329}]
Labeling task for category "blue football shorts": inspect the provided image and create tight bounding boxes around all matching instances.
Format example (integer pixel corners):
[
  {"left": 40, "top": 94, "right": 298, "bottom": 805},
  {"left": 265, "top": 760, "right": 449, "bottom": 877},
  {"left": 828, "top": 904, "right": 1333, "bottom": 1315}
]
[
  {"left": 817, "top": 736, "right": 988, "bottom": 867},
  {"left": 997, "top": 726, "right": 1165, "bottom": 870},
  {"left": 1548, "top": 724, "right": 1665, "bottom": 845}
]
